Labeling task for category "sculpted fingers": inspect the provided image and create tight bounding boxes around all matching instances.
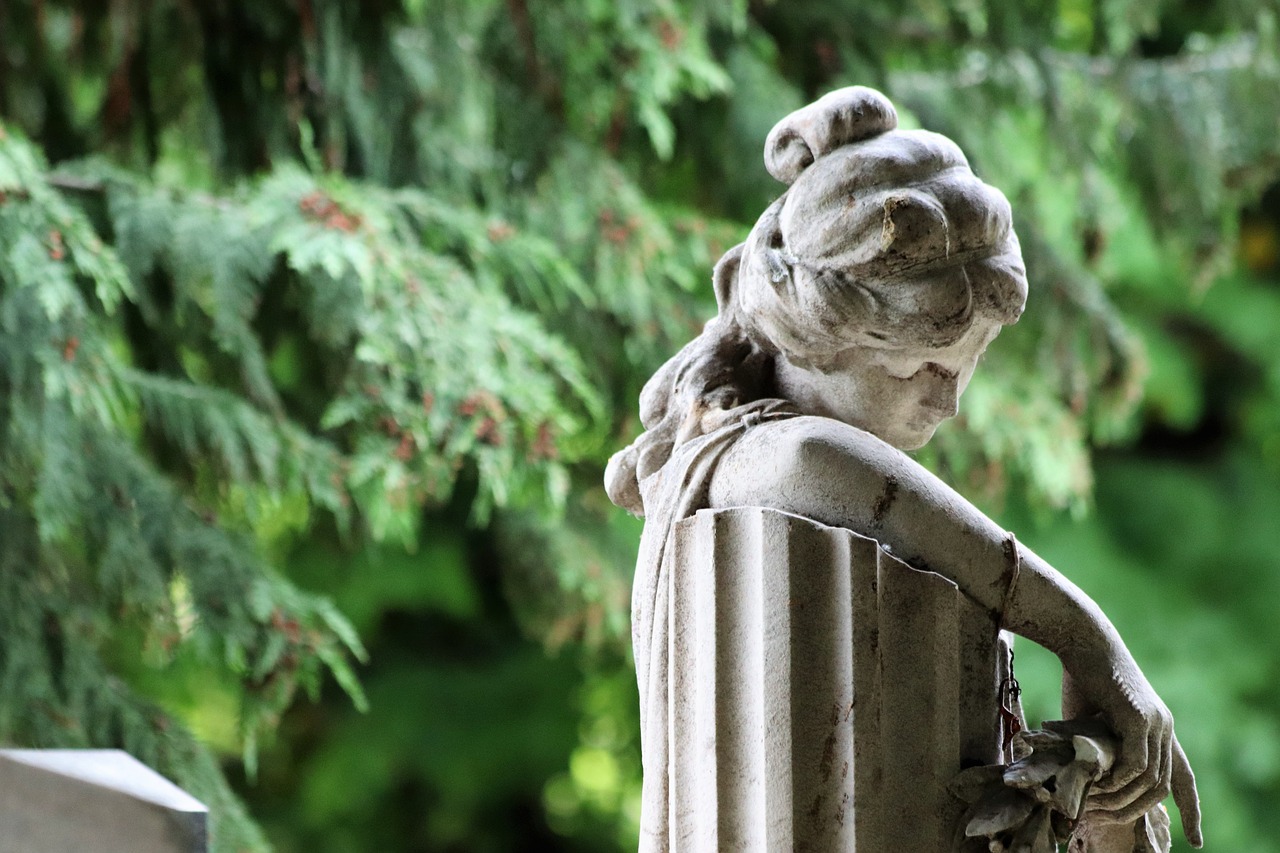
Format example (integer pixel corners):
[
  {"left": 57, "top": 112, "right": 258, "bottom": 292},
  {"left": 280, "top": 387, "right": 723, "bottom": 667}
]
[
  {"left": 1087, "top": 781, "right": 1168, "bottom": 827},
  {"left": 1083, "top": 726, "right": 1203, "bottom": 851},
  {"left": 1087, "top": 728, "right": 1171, "bottom": 822},
  {"left": 1171, "top": 735, "right": 1203, "bottom": 848},
  {"left": 1093, "top": 712, "right": 1153, "bottom": 794}
]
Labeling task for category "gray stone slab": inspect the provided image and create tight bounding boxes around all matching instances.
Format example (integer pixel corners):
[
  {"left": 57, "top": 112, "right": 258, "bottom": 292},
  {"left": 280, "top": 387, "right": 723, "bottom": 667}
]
[{"left": 0, "top": 749, "right": 207, "bottom": 853}]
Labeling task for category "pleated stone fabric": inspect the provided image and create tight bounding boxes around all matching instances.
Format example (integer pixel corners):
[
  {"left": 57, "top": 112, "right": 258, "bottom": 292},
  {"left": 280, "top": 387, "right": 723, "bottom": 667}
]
[{"left": 663, "top": 507, "right": 1009, "bottom": 851}]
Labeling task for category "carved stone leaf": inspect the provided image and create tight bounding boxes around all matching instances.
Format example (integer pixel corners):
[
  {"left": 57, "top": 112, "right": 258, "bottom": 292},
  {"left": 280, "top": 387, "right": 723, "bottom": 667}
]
[
  {"left": 951, "top": 719, "right": 1168, "bottom": 853},
  {"left": 1017, "top": 729, "right": 1072, "bottom": 750},
  {"left": 1047, "top": 762, "right": 1097, "bottom": 819},
  {"left": 950, "top": 765, "right": 1007, "bottom": 804},
  {"left": 1070, "top": 735, "right": 1113, "bottom": 769},
  {"left": 1009, "top": 804, "right": 1058, "bottom": 853},
  {"left": 965, "top": 788, "right": 1037, "bottom": 837},
  {"left": 1004, "top": 746, "right": 1076, "bottom": 789}
]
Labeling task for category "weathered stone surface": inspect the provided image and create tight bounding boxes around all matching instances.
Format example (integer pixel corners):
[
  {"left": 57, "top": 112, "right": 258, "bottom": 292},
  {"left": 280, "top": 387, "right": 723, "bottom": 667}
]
[
  {"left": 606, "top": 85, "right": 1201, "bottom": 852},
  {"left": 0, "top": 749, "right": 207, "bottom": 853},
  {"left": 666, "top": 507, "right": 1006, "bottom": 851}
]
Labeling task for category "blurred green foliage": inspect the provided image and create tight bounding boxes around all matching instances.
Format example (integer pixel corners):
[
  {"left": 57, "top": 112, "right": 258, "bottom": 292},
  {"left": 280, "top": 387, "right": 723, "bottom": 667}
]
[{"left": 2, "top": 0, "right": 1280, "bottom": 850}]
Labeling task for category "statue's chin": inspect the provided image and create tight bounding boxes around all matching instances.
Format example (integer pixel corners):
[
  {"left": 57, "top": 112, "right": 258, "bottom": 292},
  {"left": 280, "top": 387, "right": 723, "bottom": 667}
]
[{"left": 879, "top": 420, "right": 942, "bottom": 451}]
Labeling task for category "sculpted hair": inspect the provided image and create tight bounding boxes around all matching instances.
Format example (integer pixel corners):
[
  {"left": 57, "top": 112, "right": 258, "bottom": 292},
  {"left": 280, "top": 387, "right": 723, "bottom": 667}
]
[{"left": 605, "top": 87, "right": 1028, "bottom": 515}]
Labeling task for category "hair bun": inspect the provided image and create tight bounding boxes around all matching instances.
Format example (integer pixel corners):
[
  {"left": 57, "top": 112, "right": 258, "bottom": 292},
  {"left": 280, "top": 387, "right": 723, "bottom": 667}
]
[{"left": 764, "top": 86, "right": 898, "bottom": 185}]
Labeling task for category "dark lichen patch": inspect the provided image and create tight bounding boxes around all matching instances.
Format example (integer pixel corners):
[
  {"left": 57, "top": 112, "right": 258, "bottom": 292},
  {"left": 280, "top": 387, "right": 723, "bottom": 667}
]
[{"left": 872, "top": 475, "right": 899, "bottom": 524}]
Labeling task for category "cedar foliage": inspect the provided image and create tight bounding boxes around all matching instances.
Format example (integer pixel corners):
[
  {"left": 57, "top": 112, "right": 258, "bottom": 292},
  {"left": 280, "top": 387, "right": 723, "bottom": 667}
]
[{"left": 2, "top": 1, "right": 1280, "bottom": 850}]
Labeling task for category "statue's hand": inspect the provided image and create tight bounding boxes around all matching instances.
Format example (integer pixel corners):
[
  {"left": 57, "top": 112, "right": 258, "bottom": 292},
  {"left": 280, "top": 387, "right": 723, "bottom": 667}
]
[{"left": 1064, "top": 649, "right": 1202, "bottom": 847}]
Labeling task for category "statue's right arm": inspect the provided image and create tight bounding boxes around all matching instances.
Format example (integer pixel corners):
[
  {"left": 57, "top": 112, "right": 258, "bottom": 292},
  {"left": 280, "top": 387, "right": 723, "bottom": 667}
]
[{"left": 706, "top": 415, "right": 1202, "bottom": 845}]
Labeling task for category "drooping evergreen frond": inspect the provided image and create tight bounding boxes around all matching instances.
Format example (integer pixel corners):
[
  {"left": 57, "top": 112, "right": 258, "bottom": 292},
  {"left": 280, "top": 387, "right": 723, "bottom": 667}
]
[
  {"left": 0, "top": 128, "right": 377, "bottom": 849},
  {"left": 0, "top": 106, "right": 650, "bottom": 844}
]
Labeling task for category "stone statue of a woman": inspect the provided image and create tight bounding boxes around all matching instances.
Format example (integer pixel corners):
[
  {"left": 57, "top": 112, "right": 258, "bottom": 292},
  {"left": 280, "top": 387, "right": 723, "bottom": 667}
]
[{"left": 605, "top": 87, "right": 1202, "bottom": 851}]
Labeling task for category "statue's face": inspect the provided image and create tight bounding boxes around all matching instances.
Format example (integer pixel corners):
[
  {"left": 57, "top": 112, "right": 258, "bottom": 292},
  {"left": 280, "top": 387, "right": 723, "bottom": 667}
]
[{"left": 776, "top": 316, "right": 1002, "bottom": 450}]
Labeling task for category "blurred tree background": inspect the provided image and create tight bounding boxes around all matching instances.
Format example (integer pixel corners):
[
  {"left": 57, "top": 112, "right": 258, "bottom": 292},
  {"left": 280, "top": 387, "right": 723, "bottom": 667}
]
[{"left": 2, "top": 0, "right": 1279, "bottom": 850}]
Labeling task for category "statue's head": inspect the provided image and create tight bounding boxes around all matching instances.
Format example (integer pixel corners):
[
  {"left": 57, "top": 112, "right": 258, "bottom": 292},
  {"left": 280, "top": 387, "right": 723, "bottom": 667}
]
[
  {"left": 718, "top": 87, "right": 1028, "bottom": 448},
  {"left": 606, "top": 87, "right": 1028, "bottom": 513}
]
